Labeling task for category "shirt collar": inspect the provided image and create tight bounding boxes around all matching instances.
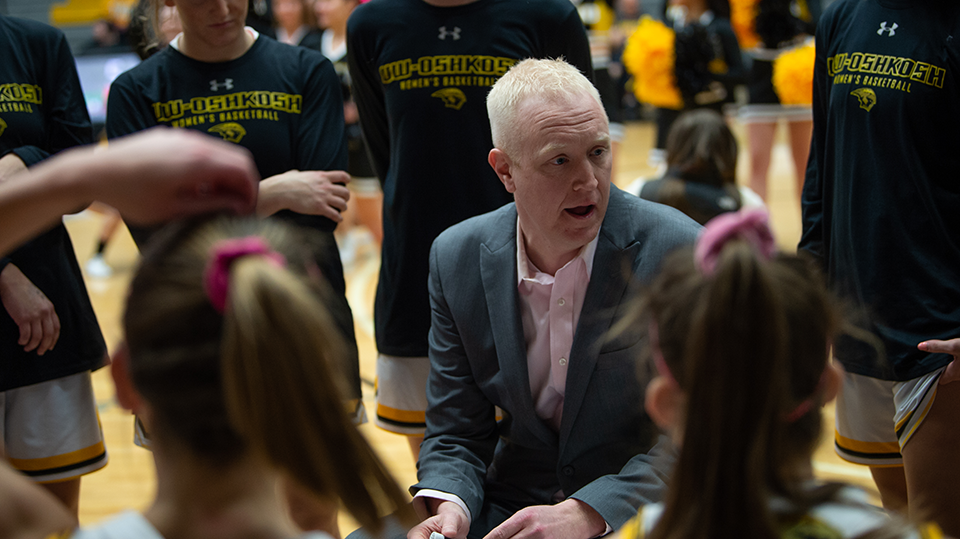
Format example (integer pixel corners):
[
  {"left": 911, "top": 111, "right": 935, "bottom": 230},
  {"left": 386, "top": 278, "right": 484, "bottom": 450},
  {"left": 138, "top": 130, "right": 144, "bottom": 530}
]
[
  {"left": 169, "top": 27, "right": 259, "bottom": 51},
  {"left": 516, "top": 217, "right": 600, "bottom": 286}
]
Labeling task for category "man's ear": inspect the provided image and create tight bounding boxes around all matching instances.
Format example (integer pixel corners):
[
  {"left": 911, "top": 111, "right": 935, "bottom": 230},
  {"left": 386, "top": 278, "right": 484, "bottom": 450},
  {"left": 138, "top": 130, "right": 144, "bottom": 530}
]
[
  {"left": 822, "top": 361, "right": 843, "bottom": 404},
  {"left": 111, "top": 343, "right": 144, "bottom": 413},
  {"left": 645, "top": 376, "right": 684, "bottom": 433},
  {"left": 488, "top": 148, "right": 516, "bottom": 193}
]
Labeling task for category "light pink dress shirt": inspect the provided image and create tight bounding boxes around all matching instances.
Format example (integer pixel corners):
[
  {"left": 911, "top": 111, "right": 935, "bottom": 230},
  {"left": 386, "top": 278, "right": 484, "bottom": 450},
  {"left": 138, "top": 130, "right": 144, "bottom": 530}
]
[
  {"left": 414, "top": 221, "right": 601, "bottom": 527},
  {"left": 516, "top": 220, "right": 599, "bottom": 432}
]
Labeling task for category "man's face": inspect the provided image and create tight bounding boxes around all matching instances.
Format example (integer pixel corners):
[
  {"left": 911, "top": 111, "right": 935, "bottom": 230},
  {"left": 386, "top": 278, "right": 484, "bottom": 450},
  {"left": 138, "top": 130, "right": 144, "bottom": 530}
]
[{"left": 492, "top": 92, "right": 611, "bottom": 271}]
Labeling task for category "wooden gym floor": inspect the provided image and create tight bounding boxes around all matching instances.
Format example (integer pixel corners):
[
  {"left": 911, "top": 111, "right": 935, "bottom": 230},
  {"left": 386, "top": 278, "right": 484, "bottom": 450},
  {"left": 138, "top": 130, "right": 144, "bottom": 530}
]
[{"left": 64, "top": 119, "right": 877, "bottom": 530}]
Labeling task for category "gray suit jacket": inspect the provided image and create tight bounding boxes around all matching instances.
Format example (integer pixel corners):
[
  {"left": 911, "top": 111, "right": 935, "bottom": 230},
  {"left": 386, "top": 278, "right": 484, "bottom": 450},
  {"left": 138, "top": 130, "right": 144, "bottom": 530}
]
[{"left": 414, "top": 185, "right": 700, "bottom": 533}]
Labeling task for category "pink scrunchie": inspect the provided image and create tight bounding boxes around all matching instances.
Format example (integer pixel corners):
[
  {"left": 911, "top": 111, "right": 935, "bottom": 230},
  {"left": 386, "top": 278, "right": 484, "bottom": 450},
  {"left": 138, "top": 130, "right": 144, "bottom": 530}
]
[
  {"left": 203, "top": 236, "right": 287, "bottom": 314},
  {"left": 694, "top": 209, "right": 777, "bottom": 275}
]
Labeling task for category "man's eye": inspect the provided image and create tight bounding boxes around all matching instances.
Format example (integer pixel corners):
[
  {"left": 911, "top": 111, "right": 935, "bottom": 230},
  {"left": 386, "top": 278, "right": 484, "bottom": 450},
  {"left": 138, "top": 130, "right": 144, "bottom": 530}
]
[
  {"left": 592, "top": 148, "right": 606, "bottom": 157},
  {"left": 552, "top": 157, "right": 568, "bottom": 165}
]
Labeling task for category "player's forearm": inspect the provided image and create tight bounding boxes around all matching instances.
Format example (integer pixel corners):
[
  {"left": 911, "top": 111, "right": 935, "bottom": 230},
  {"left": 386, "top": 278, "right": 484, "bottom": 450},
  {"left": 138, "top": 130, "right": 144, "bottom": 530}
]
[{"left": 0, "top": 147, "right": 95, "bottom": 256}]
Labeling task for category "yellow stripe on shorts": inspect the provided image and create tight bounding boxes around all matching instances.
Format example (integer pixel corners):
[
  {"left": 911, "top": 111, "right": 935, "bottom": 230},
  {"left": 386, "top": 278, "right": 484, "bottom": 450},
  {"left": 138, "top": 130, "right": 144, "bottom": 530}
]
[
  {"left": 377, "top": 402, "right": 426, "bottom": 424},
  {"left": 8, "top": 441, "right": 105, "bottom": 472}
]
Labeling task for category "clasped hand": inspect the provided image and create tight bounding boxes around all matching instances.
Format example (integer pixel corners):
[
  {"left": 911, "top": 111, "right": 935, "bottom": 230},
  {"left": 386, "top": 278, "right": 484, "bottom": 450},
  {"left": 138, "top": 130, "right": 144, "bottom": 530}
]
[{"left": 408, "top": 498, "right": 605, "bottom": 539}]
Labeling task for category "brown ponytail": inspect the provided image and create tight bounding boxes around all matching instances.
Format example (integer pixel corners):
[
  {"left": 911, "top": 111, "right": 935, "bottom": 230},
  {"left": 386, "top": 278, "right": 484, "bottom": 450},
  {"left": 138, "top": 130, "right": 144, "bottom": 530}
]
[
  {"left": 125, "top": 217, "right": 410, "bottom": 533},
  {"left": 641, "top": 241, "right": 845, "bottom": 539},
  {"left": 222, "top": 256, "right": 409, "bottom": 532}
]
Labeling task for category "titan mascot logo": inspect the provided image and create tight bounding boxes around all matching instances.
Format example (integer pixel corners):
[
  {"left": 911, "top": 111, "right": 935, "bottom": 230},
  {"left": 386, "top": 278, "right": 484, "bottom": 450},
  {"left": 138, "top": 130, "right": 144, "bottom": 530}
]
[
  {"left": 208, "top": 122, "right": 247, "bottom": 143},
  {"left": 431, "top": 88, "right": 467, "bottom": 110},
  {"left": 850, "top": 88, "right": 877, "bottom": 111},
  {"left": 0, "top": 117, "right": 6, "bottom": 137}
]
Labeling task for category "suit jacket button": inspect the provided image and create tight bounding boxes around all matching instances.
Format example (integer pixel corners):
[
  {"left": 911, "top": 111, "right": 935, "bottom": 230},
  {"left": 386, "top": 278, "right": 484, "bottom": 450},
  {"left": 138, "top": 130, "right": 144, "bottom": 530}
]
[{"left": 562, "top": 465, "right": 575, "bottom": 476}]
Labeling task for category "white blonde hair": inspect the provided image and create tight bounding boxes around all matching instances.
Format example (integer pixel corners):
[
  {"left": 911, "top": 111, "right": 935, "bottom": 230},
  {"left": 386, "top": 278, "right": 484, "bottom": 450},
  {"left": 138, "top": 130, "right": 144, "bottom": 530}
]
[{"left": 487, "top": 58, "right": 606, "bottom": 158}]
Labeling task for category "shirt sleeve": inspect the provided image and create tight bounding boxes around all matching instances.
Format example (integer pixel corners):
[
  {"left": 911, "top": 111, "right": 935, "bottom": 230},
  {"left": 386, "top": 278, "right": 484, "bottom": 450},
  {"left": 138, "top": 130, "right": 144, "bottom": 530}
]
[
  {"left": 413, "top": 238, "right": 501, "bottom": 519},
  {"left": 106, "top": 71, "right": 158, "bottom": 140},
  {"left": 4, "top": 25, "right": 93, "bottom": 264},
  {"left": 798, "top": 22, "right": 828, "bottom": 265},
  {"left": 545, "top": 4, "right": 595, "bottom": 82},
  {"left": 11, "top": 29, "right": 93, "bottom": 167},
  {"left": 296, "top": 52, "right": 348, "bottom": 172},
  {"left": 347, "top": 11, "right": 391, "bottom": 187},
  {"left": 413, "top": 490, "right": 473, "bottom": 524}
]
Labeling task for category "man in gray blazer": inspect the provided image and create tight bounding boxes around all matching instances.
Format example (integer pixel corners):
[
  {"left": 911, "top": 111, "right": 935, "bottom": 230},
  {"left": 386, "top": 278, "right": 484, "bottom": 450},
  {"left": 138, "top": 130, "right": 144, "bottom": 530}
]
[{"left": 404, "top": 59, "right": 700, "bottom": 539}]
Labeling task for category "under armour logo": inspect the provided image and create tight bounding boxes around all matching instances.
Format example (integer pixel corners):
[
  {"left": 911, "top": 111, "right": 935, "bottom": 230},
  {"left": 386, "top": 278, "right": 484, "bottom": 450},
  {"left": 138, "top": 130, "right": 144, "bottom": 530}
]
[
  {"left": 438, "top": 26, "right": 460, "bottom": 40},
  {"left": 210, "top": 78, "right": 234, "bottom": 91},
  {"left": 877, "top": 22, "right": 898, "bottom": 37}
]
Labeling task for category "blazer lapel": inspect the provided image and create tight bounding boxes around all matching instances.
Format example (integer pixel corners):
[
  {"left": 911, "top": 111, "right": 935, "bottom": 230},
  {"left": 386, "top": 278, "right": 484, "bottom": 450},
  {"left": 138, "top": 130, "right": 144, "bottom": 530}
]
[
  {"left": 559, "top": 231, "right": 641, "bottom": 448},
  {"left": 480, "top": 219, "right": 558, "bottom": 446}
]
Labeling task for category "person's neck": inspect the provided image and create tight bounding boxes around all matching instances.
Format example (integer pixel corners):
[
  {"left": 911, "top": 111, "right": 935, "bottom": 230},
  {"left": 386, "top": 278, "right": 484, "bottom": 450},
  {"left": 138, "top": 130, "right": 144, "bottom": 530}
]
[
  {"left": 519, "top": 226, "right": 579, "bottom": 277},
  {"left": 281, "top": 23, "right": 302, "bottom": 39},
  {"left": 685, "top": 5, "right": 707, "bottom": 21},
  {"left": 180, "top": 29, "right": 255, "bottom": 63},
  {"left": 329, "top": 24, "right": 346, "bottom": 50},
  {"left": 144, "top": 444, "right": 298, "bottom": 539}
]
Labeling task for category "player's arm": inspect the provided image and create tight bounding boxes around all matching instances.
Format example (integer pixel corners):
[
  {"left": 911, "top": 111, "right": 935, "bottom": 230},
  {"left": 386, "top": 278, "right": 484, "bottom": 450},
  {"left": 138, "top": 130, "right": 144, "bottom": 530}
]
[
  {"left": 0, "top": 128, "right": 258, "bottom": 257},
  {"left": 547, "top": 4, "right": 595, "bottom": 82},
  {"left": 256, "top": 53, "right": 351, "bottom": 222},
  {"left": 347, "top": 11, "right": 391, "bottom": 186},
  {"left": 413, "top": 238, "right": 499, "bottom": 526},
  {"left": 797, "top": 23, "right": 829, "bottom": 264}
]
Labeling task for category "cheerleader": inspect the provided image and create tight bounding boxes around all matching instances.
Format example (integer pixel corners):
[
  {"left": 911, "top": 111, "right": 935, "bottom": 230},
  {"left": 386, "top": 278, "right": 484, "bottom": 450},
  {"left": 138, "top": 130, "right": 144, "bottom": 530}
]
[
  {"left": 653, "top": 0, "right": 745, "bottom": 159},
  {"left": 740, "top": 0, "right": 820, "bottom": 201}
]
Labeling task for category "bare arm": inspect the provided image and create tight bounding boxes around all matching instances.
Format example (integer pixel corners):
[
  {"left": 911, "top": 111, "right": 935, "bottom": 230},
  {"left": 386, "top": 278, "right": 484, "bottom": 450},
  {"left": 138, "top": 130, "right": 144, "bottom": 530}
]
[
  {"left": 255, "top": 169, "right": 351, "bottom": 221},
  {"left": 0, "top": 460, "right": 75, "bottom": 539},
  {"left": 0, "top": 128, "right": 259, "bottom": 257}
]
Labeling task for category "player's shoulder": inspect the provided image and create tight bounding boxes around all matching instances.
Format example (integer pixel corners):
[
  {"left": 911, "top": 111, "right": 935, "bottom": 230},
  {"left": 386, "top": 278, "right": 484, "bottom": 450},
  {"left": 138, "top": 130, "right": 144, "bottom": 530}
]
[
  {"left": 348, "top": 0, "right": 417, "bottom": 29},
  {"left": 491, "top": 0, "right": 580, "bottom": 20},
  {"left": 261, "top": 35, "right": 332, "bottom": 73},
  {"left": 0, "top": 16, "right": 67, "bottom": 51},
  {"left": 434, "top": 203, "right": 516, "bottom": 256}
]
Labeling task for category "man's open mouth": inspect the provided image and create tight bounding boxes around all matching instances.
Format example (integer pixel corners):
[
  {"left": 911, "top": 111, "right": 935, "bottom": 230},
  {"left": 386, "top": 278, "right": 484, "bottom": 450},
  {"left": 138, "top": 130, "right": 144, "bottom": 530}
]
[{"left": 566, "top": 205, "right": 595, "bottom": 217}]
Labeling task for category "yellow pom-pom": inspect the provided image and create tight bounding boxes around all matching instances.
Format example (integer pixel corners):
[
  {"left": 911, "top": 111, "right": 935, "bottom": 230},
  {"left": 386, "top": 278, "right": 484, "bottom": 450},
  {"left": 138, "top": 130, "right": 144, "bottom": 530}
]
[
  {"left": 729, "top": 0, "right": 761, "bottom": 49},
  {"left": 772, "top": 41, "right": 815, "bottom": 105},
  {"left": 622, "top": 16, "right": 683, "bottom": 110}
]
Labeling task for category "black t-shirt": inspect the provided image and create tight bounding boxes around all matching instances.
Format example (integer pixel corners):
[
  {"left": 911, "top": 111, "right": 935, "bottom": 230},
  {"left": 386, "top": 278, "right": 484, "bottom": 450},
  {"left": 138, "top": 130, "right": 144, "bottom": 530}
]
[
  {"left": 0, "top": 16, "right": 107, "bottom": 391},
  {"left": 348, "top": 0, "right": 593, "bottom": 356},
  {"left": 107, "top": 34, "right": 362, "bottom": 399},
  {"left": 800, "top": 0, "right": 960, "bottom": 380}
]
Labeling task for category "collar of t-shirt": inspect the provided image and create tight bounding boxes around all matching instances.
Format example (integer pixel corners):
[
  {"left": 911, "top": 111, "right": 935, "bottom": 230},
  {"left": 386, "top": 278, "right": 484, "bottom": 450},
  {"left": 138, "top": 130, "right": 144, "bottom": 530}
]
[
  {"left": 321, "top": 28, "right": 347, "bottom": 63},
  {"left": 168, "top": 27, "right": 260, "bottom": 52},
  {"left": 277, "top": 25, "right": 307, "bottom": 46},
  {"left": 516, "top": 218, "right": 599, "bottom": 432}
]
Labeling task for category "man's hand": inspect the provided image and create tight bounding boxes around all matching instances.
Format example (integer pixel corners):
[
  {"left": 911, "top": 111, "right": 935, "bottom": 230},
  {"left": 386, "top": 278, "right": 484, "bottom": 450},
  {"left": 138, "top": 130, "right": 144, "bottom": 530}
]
[
  {"left": 918, "top": 338, "right": 960, "bottom": 385},
  {"left": 256, "top": 169, "right": 351, "bottom": 221},
  {"left": 408, "top": 500, "right": 470, "bottom": 539},
  {"left": 0, "top": 154, "right": 27, "bottom": 184},
  {"left": 483, "top": 499, "right": 606, "bottom": 539},
  {"left": 0, "top": 264, "right": 60, "bottom": 355}
]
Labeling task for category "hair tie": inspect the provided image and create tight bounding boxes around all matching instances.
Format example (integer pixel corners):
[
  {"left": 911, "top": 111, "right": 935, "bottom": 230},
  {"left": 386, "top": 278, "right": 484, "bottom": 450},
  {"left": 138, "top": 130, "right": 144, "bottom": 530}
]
[
  {"left": 783, "top": 367, "right": 831, "bottom": 423},
  {"left": 694, "top": 209, "right": 777, "bottom": 275},
  {"left": 204, "top": 236, "right": 286, "bottom": 314}
]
